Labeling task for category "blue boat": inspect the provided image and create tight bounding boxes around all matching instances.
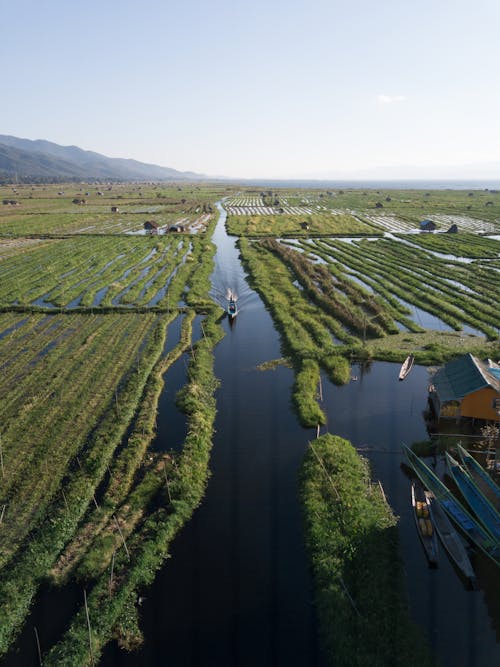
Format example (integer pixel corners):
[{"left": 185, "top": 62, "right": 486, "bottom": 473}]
[
  {"left": 403, "top": 446, "right": 499, "bottom": 566},
  {"left": 445, "top": 452, "right": 500, "bottom": 542},
  {"left": 424, "top": 488, "right": 476, "bottom": 586},
  {"left": 457, "top": 444, "right": 500, "bottom": 507}
]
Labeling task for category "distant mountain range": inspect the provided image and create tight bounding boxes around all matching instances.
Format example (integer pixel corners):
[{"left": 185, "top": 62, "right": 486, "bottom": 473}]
[{"left": 0, "top": 135, "right": 205, "bottom": 182}]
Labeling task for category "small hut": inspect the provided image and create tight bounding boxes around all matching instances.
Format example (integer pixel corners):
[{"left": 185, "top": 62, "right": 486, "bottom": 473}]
[
  {"left": 420, "top": 219, "right": 436, "bottom": 232},
  {"left": 446, "top": 223, "right": 458, "bottom": 234},
  {"left": 111, "top": 206, "right": 119, "bottom": 213},
  {"left": 144, "top": 221, "right": 159, "bottom": 234},
  {"left": 169, "top": 224, "right": 185, "bottom": 233},
  {"left": 300, "top": 221, "right": 310, "bottom": 230}
]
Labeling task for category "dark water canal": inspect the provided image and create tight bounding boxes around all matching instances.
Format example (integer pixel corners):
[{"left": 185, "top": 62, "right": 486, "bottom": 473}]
[
  {"left": 102, "top": 203, "right": 498, "bottom": 666},
  {"left": 5, "top": 204, "right": 499, "bottom": 666}
]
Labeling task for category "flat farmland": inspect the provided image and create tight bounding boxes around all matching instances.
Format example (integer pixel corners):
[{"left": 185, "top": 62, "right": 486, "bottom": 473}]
[
  {"left": 0, "top": 182, "right": 225, "bottom": 662},
  {"left": 224, "top": 188, "right": 500, "bottom": 236},
  {"left": 0, "top": 312, "right": 160, "bottom": 565},
  {"left": 238, "top": 232, "right": 499, "bottom": 426},
  {"left": 0, "top": 182, "right": 229, "bottom": 235},
  {"left": 0, "top": 235, "right": 193, "bottom": 308}
]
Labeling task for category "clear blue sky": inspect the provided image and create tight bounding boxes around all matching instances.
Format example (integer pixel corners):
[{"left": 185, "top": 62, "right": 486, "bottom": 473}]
[{"left": 2, "top": 0, "right": 499, "bottom": 178}]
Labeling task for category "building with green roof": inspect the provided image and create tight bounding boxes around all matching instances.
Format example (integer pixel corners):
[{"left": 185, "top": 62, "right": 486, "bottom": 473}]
[{"left": 429, "top": 354, "right": 500, "bottom": 422}]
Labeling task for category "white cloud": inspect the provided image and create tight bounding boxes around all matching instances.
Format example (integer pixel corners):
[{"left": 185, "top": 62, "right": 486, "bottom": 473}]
[{"left": 377, "top": 94, "right": 407, "bottom": 104}]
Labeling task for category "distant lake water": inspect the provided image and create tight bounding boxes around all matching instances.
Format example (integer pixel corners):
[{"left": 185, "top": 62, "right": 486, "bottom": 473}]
[{"left": 226, "top": 178, "right": 500, "bottom": 190}]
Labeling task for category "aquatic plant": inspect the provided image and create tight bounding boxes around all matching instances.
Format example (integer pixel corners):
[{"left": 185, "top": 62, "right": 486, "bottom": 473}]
[{"left": 301, "top": 434, "right": 435, "bottom": 667}]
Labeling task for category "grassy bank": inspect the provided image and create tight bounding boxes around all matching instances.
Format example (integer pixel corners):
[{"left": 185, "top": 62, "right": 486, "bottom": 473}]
[{"left": 301, "top": 434, "right": 435, "bottom": 667}]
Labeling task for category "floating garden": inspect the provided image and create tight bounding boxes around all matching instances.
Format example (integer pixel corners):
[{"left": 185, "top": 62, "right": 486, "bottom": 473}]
[
  {"left": 0, "top": 183, "right": 498, "bottom": 665},
  {"left": 300, "top": 434, "right": 434, "bottom": 667},
  {"left": 224, "top": 187, "right": 500, "bottom": 236},
  {"left": 238, "top": 229, "right": 499, "bottom": 427},
  {"left": 0, "top": 183, "right": 226, "bottom": 663}
]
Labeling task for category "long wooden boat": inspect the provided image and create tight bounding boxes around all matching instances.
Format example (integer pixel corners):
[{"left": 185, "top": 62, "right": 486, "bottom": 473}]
[
  {"left": 403, "top": 446, "right": 499, "bottom": 566},
  {"left": 457, "top": 444, "right": 500, "bottom": 507},
  {"left": 411, "top": 481, "right": 438, "bottom": 566},
  {"left": 445, "top": 452, "right": 500, "bottom": 542},
  {"left": 398, "top": 354, "right": 415, "bottom": 381},
  {"left": 424, "top": 489, "right": 476, "bottom": 586}
]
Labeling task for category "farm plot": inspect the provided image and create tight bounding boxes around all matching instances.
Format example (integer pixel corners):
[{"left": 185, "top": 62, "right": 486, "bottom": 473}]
[
  {"left": 238, "top": 235, "right": 498, "bottom": 424},
  {"left": 0, "top": 181, "right": 221, "bottom": 660},
  {"left": 0, "top": 237, "right": 52, "bottom": 258},
  {"left": 224, "top": 193, "right": 320, "bottom": 215},
  {"left": 428, "top": 214, "right": 499, "bottom": 234},
  {"left": 302, "top": 237, "right": 500, "bottom": 339},
  {"left": 0, "top": 235, "right": 195, "bottom": 308},
  {"left": 226, "top": 212, "right": 374, "bottom": 236},
  {"left": 357, "top": 214, "right": 419, "bottom": 233},
  {"left": 0, "top": 182, "right": 221, "bottom": 236},
  {"left": 0, "top": 209, "right": 212, "bottom": 236},
  {"left": 0, "top": 308, "right": 222, "bottom": 663},
  {"left": 0, "top": 312, "right": 161, "bottom": 566},
  {"left": 395, "top": 232, "right": 500, "bottom": 259}
]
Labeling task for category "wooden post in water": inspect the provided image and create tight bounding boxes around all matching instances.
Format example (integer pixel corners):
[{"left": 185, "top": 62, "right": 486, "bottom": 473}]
[
  {"left": 34, "top": 626, "right": 42, "bottom": 666},
  {"left": 318, "top": 375, "right": 323, "bottom": 402}
]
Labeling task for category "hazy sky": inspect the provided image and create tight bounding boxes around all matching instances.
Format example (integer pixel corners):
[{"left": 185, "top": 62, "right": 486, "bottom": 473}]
[{"left": 2, "top": 0, "right": 499, "bottom": 178}]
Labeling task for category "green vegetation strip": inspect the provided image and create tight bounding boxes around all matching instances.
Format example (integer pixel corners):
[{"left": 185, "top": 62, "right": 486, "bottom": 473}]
[
  {"left": 301, "top": 434, "right": 434, "bottom": 667},
  {"left": 52, "top": 310, "right": 196, "bottom": 583},
  {"left": 226, "top": 212, "right": 373, "bottom": 237},
  {"left": 238, "top": 238, "right": 351, "bottom": 427},
  {"left": 0, "top": 314, "right": 167, "bottom": 656},
  {"left": 42, "top": 313, "right": 223, "bottom": 665}
]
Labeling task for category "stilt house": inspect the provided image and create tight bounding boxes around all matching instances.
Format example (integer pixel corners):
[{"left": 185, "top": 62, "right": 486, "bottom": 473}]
[{"left": 429, "top": 354, "right": 500, "bottom": 422}]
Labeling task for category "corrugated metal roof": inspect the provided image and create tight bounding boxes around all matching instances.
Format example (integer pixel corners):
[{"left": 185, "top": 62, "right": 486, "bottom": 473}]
[{"left": 433, "top": 354, "right": 500, "bottom": 402}]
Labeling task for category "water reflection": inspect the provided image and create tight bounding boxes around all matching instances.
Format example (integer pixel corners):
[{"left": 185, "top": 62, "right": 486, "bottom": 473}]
[{"left": 323, "top": 361, "right": 500, "bottom": 666}]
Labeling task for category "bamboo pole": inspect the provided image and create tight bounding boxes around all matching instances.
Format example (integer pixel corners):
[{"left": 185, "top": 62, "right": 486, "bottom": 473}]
[
  {"left": 310, "top": 443, "right": 340, "bottom": 500},
  {"left": 34, "top": 626, "right": 42, "bottom": 666},
  {"left": 0, "top": 435, "right": 4, "bottom": 479},
  {"left": 109, "top": 549, "right": 115, "bottom": 596},
  {"left": 61, "top": 488, "right": 70, "bottom": 513},
  {"left": 163, "top": 460, "right": 172, "bottom": 503},
  {"left": 83, "top": 589, "right": 95, "bottom": 666},
  {"left": 0, "top": 504, "right": 6, "bottom": 524},
  {"left": 113, "top": 514, "right": 130, "bottom": 560},
  {"left": 338, "top": 576, "right": 361, "bottom": 616}
]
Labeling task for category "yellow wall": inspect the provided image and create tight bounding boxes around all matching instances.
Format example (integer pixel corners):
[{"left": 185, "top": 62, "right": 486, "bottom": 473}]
[{"left": 461, "top": 387, "right": 500, "bottom": 421}]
